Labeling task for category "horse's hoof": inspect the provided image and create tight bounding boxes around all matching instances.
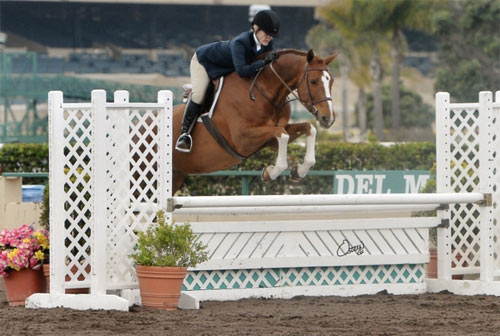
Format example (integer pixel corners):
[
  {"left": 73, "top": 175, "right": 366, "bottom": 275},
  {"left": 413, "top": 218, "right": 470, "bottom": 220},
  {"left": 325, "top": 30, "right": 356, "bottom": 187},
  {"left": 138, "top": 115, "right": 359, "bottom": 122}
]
[
  {"left": 261, "top": 166, "right": 272, "bottom": 182},
  {"left": 290, "top": 165, "right": 302, "bottom": 182}
]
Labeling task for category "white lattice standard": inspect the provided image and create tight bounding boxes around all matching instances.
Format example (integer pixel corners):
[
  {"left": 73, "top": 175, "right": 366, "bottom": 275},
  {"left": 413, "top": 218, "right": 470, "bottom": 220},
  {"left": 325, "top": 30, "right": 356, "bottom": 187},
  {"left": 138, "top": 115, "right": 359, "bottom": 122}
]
[
  {"left": 26, "top": 89, "right": 173, "bottom": 310},
  {"left": 494, "top": 91, "right": 500, "bottom": 277},
  {"left": 428, "top": 91, "right": 500, "bottom": 295}
]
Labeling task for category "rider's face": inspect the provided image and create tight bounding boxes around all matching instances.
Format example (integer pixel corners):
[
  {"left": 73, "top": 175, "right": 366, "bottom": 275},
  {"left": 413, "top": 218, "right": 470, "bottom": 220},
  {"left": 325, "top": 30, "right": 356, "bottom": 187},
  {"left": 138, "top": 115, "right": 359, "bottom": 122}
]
[{"left": 255, "top": 29, "right": 273, "bottom": 46}]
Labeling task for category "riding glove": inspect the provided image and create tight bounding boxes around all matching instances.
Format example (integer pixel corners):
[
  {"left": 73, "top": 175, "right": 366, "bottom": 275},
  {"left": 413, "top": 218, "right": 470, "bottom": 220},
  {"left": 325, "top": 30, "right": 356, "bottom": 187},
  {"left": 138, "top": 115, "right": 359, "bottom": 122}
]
[{"left": 263, "top": 50, "right": 277, "bottom": 64}]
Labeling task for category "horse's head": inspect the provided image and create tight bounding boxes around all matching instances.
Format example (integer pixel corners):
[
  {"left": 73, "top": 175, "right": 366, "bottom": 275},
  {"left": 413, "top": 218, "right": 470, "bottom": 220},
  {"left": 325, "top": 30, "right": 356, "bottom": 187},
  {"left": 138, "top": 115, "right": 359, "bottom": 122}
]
[
  {"left": 295, "top": 49, "right": 337, "bottom": 128},
  {"left": 256, "top": 49, "right": 337, "bottom": 128}
]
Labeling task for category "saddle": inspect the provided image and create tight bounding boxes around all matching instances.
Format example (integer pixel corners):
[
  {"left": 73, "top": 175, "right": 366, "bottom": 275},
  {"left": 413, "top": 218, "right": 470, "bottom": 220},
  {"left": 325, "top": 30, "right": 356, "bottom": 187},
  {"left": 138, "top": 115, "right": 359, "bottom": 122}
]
[
  {"left": 182, "top": 78, "right": 224, "bottom": 120},
  {"left": 182, "top": 78, "right": 245, "bottom": 160}
]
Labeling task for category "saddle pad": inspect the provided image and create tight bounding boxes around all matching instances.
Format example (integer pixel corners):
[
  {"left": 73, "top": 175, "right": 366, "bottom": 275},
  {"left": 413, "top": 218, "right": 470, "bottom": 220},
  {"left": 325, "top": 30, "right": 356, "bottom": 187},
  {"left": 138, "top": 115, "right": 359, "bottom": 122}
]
[{"left": 197, "top": 76, "right": 224, "bottom": 122}]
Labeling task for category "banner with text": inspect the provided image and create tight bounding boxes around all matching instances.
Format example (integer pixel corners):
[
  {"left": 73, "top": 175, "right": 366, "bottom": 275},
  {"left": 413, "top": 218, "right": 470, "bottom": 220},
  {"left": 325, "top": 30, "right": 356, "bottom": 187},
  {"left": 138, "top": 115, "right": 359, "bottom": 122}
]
[{"left": 333, "top": 170, "right": 431, "bottom": 194}]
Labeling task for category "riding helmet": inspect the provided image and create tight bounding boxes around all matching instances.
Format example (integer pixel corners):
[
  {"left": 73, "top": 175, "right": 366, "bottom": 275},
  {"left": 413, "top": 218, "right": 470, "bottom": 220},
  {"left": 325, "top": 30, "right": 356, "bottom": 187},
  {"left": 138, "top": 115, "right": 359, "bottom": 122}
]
[{"left": 252, "top": 10, "right": 280, "bottom": 37}]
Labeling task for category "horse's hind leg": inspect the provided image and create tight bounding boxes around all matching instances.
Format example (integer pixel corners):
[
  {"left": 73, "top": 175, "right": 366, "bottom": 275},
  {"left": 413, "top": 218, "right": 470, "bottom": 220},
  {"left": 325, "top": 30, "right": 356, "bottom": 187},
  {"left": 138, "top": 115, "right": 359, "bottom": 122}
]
[
  {"left": 284, "top": 122, "right": 317, "bottom": 181},
  {"left": 250, "top": 126, "right": 289, "bottom": 181},
  {"left": 262, "top": 132, "right": 290, "bottom": 181}
]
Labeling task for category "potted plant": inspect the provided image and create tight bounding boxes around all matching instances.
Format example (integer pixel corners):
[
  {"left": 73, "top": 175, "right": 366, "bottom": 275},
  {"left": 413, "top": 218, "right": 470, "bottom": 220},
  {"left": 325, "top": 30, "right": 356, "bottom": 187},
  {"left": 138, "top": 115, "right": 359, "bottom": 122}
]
[
  {"left": 130, "top": 210, "right": 208, "bottom": 310},
  {"left": 0, "top": 224, "right": 49, "bottom": 306}
]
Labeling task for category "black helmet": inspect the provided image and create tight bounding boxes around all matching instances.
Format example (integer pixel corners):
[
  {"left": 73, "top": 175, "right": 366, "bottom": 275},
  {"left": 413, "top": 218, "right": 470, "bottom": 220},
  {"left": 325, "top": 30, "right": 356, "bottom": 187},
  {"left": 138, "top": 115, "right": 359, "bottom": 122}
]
[{"left": 252, "top": 9, "right": 280, "bottom": 37}]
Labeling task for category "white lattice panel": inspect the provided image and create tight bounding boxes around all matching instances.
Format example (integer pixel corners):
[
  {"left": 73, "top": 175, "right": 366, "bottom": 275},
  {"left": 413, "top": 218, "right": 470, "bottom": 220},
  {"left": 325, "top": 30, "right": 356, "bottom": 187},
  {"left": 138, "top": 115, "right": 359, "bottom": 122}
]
[
  {"left": 448, "top": 107, "right": 481, "bottom": 272},
  {"left": 105, "top": 107, "right": 165, "bottom": 287},
  {"left": 183, "top": 264, "right": 425, "bottom": 291},
  {"left": 61, "top": 107, "right": 93, "bottom": 287}
]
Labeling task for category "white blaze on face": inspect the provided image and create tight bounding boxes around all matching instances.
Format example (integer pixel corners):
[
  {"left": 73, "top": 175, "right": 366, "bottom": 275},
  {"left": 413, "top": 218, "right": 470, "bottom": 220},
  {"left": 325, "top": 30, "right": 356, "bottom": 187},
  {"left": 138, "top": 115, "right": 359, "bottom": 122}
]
[{"left": 321, "top": 71, "right": 333, "bottom": 118}]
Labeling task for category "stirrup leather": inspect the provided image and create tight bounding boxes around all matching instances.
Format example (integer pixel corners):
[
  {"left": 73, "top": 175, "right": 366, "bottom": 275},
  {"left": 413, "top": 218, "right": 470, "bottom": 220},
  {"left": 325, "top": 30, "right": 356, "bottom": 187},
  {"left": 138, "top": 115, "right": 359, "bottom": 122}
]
[{"left": 175, "top": 133, "right": 193, "bottom": 153}]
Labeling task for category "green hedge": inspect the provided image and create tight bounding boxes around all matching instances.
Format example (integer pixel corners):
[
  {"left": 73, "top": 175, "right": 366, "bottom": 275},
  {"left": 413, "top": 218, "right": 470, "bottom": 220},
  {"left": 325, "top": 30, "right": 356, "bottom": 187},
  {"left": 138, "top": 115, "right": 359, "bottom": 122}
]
[
  {"left": 181, "top": 142, "right": 436, "bottom": 195},
  {"left": 0, "top": 142, "right": 436, "bottom": 194},
  {"left": 0, "top": 143, "right": 49, "bottom": 184}
]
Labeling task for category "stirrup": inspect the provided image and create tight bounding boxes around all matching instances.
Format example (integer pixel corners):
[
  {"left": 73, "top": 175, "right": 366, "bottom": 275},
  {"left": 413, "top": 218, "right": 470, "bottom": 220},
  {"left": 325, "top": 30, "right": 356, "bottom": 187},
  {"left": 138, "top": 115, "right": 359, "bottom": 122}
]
[{"left": 175, "top": 133, "right": 193, "bottom": 153}]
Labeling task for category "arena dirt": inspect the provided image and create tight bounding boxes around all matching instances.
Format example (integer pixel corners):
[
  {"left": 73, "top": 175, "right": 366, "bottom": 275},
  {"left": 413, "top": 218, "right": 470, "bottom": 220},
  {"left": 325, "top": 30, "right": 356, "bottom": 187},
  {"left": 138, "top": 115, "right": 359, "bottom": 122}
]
[{"left": 1, "top": 278, "right": 500, "bottom": 336}]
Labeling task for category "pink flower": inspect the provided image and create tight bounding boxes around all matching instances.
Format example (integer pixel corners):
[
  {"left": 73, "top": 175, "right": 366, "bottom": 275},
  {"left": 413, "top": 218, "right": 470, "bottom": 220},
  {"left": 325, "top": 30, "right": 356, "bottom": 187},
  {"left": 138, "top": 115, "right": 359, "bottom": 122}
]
[{"left": 0, "top": 225, "right": 50, "bottom": 277}]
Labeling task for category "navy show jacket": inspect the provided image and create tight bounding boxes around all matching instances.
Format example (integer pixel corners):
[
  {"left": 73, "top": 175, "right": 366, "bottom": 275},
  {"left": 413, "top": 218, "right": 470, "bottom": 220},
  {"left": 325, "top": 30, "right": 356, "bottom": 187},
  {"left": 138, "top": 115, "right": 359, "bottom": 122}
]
[{"left": 196, "top": 30, "right": 274, "bottom": 80}]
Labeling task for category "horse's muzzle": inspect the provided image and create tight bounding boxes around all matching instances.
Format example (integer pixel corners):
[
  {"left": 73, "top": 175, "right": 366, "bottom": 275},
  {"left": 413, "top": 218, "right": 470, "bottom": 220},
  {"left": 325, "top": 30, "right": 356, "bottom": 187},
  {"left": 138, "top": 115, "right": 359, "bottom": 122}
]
[
  {"left": 318, "top": 112, "right": 335, "bottom": 128},
  {"left": 312, "top": 106, "right": 335, "bottom": 128}
]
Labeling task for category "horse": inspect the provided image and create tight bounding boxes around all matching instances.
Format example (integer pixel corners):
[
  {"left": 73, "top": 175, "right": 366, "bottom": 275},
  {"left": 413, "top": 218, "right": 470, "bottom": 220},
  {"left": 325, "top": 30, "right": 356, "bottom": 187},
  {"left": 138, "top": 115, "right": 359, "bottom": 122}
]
[{"left": 172, "top": 48, "right": 337, "bottom": 194}]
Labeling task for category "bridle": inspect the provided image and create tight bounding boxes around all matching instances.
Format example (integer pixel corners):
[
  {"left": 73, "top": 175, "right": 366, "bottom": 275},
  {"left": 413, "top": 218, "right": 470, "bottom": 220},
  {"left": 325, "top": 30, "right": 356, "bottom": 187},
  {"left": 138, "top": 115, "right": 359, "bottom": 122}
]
[{"left": 250, "top": 60, "right": 333, "bottom": 120}]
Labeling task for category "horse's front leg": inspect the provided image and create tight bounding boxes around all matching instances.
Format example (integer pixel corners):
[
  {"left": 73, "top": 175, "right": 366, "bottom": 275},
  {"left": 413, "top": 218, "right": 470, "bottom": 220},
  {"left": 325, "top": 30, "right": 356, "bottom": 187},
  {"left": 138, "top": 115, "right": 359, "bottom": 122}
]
[{"left": 284, "top": 122, "right": 317, "bottom": 181}]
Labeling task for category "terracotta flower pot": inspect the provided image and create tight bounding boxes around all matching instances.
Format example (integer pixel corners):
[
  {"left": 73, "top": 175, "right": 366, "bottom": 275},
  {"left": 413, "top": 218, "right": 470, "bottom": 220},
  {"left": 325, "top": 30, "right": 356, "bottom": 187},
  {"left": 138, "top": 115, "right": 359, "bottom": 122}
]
[
  {"left": 42, "top": 264, "right": 90, "bottom": 294},
  {"left": 427, "top": 248, "right": 465, "bottom": 280},
  {"left": 3, "top": 268, "right": 45, "bottom": 306},
  {"left": 136, "top": 265, "right": 187, "bottom": 310},
  {"left": 428, "top": 247, "right": 438, "bottom": 278}
]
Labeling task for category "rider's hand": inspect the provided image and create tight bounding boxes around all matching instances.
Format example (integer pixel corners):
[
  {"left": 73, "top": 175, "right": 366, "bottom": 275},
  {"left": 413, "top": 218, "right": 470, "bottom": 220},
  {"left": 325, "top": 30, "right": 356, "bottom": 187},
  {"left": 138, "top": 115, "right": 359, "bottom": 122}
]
[{"left": 263, "top": 50, "right": 277, "bottom": 64}]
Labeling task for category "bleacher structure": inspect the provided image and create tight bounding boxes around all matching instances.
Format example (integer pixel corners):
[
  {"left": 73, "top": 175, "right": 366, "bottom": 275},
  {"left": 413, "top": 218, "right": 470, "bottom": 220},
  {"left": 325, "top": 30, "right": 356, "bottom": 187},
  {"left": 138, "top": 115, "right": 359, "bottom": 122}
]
[
  {"left": 28, "top": 52, "right": 189, "bottom": 76},
  {"left": 0, "top": 52, "right": 183, "bottom": 143},
  {"left": 0, "top": 2, "right": 435, "bottom": 144}
]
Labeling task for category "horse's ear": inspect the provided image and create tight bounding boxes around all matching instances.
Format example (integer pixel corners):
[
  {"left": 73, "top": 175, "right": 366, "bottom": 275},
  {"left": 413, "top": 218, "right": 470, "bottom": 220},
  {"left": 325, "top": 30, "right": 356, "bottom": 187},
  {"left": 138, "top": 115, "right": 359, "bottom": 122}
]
[
  {"left": 325, "top": 53, "right": 338, "bottom": 65},
  {"left": 307, "top": 49, "right": 314, "bottom": 63}
]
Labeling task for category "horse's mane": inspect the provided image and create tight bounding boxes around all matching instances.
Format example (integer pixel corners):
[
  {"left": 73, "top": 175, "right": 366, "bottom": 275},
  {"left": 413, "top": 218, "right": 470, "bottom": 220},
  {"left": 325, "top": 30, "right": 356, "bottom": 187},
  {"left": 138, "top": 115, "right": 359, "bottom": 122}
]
[
  {"left": 275, "top": 49, "right": 308, "bottom": 57},
  {"left": 258, "top": 49, "right": 308, "bottom": 60}
]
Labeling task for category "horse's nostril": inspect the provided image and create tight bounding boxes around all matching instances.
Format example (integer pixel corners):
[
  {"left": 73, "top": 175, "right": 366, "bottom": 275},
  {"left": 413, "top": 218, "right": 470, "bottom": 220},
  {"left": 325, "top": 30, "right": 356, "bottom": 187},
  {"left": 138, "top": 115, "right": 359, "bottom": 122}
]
[{"left": 321, "top": 116, "right": 328, "bottom": 124}]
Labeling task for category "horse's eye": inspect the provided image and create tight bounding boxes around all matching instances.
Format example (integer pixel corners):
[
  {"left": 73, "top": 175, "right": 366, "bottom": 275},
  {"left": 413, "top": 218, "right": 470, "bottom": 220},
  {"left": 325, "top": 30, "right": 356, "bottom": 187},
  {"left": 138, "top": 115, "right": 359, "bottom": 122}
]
[{"left": 310, "top": 79, "right": 318, "bottom": 85}]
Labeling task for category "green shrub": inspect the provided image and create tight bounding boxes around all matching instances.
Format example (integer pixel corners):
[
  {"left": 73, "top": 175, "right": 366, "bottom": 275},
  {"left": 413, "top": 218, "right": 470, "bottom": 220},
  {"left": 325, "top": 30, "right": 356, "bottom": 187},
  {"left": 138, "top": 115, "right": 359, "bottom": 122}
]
[
  {"left": 9, "top": 141, "right": 436, "bottom": 196},
  {"left": 181, "top": 142, "right": 436, "bottom": 195},
  {"left": 129, "top": 210, "right": 208, "bottom": 267},
  {"left": 39, "top": 183, "right": 49, "bottom": 230},
  {"left": 0, "top": 143, "right": 48, "bottom": 184}
]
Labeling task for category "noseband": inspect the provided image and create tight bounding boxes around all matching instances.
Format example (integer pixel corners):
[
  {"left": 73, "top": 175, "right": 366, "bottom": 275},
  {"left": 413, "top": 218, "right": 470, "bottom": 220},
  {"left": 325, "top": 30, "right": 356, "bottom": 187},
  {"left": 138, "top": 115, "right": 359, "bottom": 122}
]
[{"left": 250, "top": 61, "right": 333, "bottom": 119}]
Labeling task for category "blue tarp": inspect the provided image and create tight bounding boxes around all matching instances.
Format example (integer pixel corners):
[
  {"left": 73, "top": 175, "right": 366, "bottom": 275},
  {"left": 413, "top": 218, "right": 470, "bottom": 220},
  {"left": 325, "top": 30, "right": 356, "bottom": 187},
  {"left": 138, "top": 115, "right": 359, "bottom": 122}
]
[{"left": 22, "top": 185, "right": 45, "bottom": 203}]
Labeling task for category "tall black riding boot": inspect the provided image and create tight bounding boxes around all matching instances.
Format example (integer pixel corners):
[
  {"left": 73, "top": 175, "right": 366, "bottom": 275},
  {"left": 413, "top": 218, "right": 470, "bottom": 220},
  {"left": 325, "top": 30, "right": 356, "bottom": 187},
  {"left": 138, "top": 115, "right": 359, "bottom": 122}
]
[{"left": 175, "top": 100, "right": 202, "bottom": 152}]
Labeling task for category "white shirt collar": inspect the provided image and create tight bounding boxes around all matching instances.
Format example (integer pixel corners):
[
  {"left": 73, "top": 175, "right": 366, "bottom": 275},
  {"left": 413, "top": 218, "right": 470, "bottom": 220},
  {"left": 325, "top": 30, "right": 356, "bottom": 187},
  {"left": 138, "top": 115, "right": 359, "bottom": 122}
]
[{"left": 253, "top": 32, "right": 262, "bottom": 52}]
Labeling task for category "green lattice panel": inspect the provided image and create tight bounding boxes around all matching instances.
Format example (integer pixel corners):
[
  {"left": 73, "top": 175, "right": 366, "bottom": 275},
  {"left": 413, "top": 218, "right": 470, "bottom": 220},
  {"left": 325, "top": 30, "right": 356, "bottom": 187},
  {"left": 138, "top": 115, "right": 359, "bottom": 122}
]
[{"left": 183, "top": 264, "right": 424, "bottom": 291}]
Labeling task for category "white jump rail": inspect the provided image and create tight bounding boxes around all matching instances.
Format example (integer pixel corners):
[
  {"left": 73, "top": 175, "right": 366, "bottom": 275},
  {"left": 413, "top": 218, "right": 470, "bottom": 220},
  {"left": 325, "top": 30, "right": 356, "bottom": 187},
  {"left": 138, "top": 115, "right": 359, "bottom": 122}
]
[
  {"left": 174, "top": 204, "right": 440, "bottom": 215},
  {"left": 171, "top": 193, "right": 485, "bottom": 209}
]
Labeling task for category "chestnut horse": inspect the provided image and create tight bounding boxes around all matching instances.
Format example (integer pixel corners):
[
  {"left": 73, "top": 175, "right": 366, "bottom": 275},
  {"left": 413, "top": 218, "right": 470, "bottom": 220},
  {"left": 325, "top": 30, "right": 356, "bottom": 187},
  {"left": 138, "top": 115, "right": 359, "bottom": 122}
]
[{"left": 172, "top": 49, "right": 337, "bottom": 193}]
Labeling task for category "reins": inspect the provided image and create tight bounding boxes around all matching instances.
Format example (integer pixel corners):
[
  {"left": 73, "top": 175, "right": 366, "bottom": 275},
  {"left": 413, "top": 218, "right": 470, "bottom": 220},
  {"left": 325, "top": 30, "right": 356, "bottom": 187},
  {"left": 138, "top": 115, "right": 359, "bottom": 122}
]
[{"left": 249, "top": 69, "right": 282, "bottom": 111}]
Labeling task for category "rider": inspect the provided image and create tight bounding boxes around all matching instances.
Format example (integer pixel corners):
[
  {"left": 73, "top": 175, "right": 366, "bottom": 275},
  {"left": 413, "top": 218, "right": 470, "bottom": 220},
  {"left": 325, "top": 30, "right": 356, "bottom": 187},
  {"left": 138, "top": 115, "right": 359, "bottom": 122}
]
[{"left": 175, "top": 9, "right": 280, "bottom": 152}]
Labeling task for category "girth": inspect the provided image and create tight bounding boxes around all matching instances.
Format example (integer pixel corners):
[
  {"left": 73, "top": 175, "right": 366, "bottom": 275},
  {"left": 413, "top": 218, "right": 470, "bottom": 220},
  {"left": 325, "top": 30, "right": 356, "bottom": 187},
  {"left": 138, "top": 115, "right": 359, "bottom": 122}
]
[{"left": 201, "top": 115, "right": 246, "bottom": 161}]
